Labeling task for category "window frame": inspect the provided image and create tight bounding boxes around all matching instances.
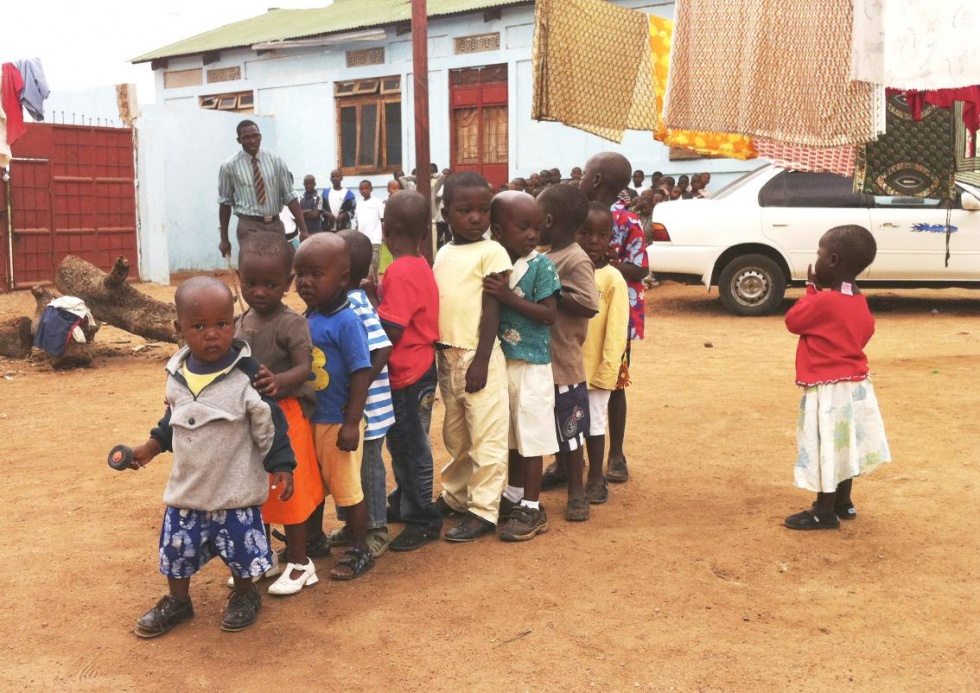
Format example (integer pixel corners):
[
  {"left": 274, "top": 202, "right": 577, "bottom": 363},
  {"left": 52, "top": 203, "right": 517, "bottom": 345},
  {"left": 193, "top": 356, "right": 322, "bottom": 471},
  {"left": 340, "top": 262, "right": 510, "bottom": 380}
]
[{"left": 335, "top": 77, "right": 402, "bottom": 175}]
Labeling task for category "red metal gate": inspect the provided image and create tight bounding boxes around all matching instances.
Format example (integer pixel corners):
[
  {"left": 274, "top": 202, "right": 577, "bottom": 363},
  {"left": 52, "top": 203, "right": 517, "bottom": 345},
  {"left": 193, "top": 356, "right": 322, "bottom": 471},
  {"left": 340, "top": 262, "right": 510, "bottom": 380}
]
[
  {"left": 449, "top": 64, "right": 509, "bottom": 190},
  {"left": 0, "top": 123, "right": 137, "bottom": 291}
]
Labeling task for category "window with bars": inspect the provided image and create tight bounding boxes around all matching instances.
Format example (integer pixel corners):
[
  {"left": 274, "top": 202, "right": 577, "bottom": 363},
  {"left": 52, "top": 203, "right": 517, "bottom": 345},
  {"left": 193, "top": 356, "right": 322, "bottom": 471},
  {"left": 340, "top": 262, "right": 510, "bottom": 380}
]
[{"left": 335, "top": 77, "right": 402, "bottom": 174}]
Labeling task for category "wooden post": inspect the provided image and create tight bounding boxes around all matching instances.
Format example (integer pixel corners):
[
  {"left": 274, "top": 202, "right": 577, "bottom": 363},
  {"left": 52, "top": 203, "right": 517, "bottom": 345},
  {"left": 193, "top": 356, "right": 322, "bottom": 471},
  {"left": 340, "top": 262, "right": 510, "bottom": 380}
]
[{"left": 412, "top": 0, "right": 433, "bottom": 263}]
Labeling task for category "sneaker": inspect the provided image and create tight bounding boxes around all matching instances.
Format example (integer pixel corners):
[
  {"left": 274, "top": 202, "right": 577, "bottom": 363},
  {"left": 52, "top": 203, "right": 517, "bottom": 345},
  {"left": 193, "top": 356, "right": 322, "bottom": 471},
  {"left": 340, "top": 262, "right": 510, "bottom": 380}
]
[
  {"left": 585, "top": 479, "right": 609, "bottom": 505},
  {"left": 784, "top": 509, "right": 840, "bottom": 530},
  {"left": 267, "top": 558, "right": 319, "bottom": 596},
  {"left": 390, "top": 524, "right": 440, "bottom": 552},
  {"left": 565, "top": 498, "right": 590, "bottom": 522},
  {"left": 500, "top": 505, "right": 549, "bottom": 542},
  {"left": 366, "top": 527, "right": 393, "bottom": 557},
  {"left": 444, "top": 514, "right": 496, "bottom": 542},
  {"left": 134, "top": 595, "right": 194, "bottom": 638},
  {"left": 221, "top": 588, "right": 262, "bottom": 632},
  {"left": 499, "top": 495, "right": 520, "bottom": 522},
  {"left": 606, "top": 457, "right": 629, "bottom": 483},
  {"left": 326, "top": 526, "right": 350, "bottom": 547}
]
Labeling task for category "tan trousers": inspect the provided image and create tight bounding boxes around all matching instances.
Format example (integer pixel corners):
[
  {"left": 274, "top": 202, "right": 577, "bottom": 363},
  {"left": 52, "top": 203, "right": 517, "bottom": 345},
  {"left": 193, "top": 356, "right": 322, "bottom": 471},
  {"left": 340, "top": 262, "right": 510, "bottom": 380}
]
[
  {"left": 236, "top": 216, "right": 286, "bottom": 241},
  {"left": 437, "top": 347, "right": 509, "bottom": 524}
]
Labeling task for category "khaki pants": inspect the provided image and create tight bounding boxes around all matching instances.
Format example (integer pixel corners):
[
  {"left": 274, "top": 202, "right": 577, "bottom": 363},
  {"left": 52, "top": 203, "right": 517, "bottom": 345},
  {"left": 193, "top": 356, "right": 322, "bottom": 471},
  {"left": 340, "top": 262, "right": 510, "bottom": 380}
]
[
  {"left": 437, "top": 347, "right": 509, "bottom": 523},
  {"left": 236, "top": 216, "right": 286, "bottom": 241}
]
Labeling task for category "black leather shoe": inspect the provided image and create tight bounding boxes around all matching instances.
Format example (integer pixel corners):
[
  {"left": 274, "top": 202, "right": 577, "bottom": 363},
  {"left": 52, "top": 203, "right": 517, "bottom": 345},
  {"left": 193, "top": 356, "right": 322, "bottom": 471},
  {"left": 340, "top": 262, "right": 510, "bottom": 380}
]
[
  {"left": 390, "top": 524, "right": 441, "bottom": 551},
  {"left": 221, "top": 588, "right": 261, "bottom": 632},
  {"left": 435, "top": 496, "right": 465, "bottom": 517},
  {"left": 444, "top": 515, "right": 496, "bottom": 543},
  {"left": 134, "top": 595, "right": 194, "bottom": 638}
]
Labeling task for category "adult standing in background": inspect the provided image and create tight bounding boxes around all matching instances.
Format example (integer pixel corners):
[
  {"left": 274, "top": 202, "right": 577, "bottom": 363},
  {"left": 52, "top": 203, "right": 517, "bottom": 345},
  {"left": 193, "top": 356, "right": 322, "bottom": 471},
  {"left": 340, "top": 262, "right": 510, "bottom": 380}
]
[{"left": 218, "top": 120, "right": 308, "bottom": 257}]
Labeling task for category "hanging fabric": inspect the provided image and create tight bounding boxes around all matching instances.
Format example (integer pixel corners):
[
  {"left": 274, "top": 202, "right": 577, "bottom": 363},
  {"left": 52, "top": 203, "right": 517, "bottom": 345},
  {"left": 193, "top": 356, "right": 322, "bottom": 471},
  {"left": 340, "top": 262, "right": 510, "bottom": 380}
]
[
  {"left": 648, "top": 14, "right": 757, "bottom": 160},
  {"left": 1, "top": 63, "right": 26, "bottom": 147},
  {"left": 664, "top": 0, "right": 885, "bottom": 148},
  {"left": 0, "top": 79, "right": 10, "bottom": 169},
  {"left": 854, "top": 92, "right": 956, "bottom": 200},
  {"left": 752, "top": 140, "right": 856, "bottom": 177},
  {"left": 14, "top": 58, "right": 50, "bottom": 122},
  {"left": 851, "top": 0, "right": 980, "bottom": 90},
  {"left": 532, "top": 0, "right": 657, "bottom": 143}
]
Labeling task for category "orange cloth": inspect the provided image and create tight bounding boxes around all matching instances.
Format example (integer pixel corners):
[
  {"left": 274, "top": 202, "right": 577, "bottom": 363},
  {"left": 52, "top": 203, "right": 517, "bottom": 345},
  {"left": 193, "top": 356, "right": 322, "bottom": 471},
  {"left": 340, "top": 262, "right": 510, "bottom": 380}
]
[
  {"left": 261, "top": 397, "right": 322, "bottom": 525},
  {"left": 649, "top": 15, "right": 757, "bottom": 160}
]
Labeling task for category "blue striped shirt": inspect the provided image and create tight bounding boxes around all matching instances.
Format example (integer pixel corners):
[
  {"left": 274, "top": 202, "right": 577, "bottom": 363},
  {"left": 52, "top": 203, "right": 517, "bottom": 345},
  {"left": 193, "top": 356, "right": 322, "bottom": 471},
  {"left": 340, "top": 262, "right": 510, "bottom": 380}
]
[
  {"left": 218, "top": 148, "right": 298, "bottom": 217},
  {"left": 347, "top": 290, "right": 394, "bottom": 440}
]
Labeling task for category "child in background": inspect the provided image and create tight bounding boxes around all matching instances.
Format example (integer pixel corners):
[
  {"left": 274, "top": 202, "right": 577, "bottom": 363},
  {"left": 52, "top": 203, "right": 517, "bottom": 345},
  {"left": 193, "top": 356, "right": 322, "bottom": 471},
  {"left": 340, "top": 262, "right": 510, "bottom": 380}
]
[
  {"left": 784, "top": 225, "right": 891, "bottom": 530},
  {"left": 484, "top": 191, "right": 561, "bottom": 542},
  {"left": 323, "top": 169, "right": 356, "bottom": 231},
  {"left": 364, "top": 191, "right": 443, "bottom": 551},
  {"left": 354, "top": 180, "right": 385, "bottom": 278},
  {"left": 326, "top": 229, "right": 395, "bottom": 557},
  {"left": 433, "top": 172, "right": 513, "bottom": 542},
  {"left": 538, "top": 184, "right": 599, "bottom": 521},
  {"left": 295, "top": 233, "right": 376, "bottom": 579},
  {"left": 127, "top": 277, "right": 295, "bottom": 637},
  {"left": 301, "top": 175, "right": 323, "bottom": 233},
  {"left": 234, "top": 232, "right": 322, "bottom": 595},
  {"left": 578, "top": 203, "right": 629, "bottom": 505}
]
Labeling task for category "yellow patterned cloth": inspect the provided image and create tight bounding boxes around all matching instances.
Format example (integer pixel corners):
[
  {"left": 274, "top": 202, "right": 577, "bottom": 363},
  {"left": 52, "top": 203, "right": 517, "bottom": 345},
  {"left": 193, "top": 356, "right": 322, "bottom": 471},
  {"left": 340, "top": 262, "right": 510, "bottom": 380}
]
[
  {"left": 649, "top": 14, "right": 756, "bottom": 160},
  {"left": 664, "top": 0, "right": 885, "bottom": 148},
  {"left": 532, "top": 0, "right": 657, "bottom": 143}
]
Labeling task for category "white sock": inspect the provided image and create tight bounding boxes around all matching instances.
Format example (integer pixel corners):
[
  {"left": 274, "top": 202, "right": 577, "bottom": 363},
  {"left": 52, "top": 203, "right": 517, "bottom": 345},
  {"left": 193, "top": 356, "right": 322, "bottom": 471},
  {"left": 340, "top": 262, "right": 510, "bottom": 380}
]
[
  {"left": 503, "top": 485, "right": 524, "bottom": 503},
  {"left": 520, "top": 499, "right": 540, "bottom": 510}
]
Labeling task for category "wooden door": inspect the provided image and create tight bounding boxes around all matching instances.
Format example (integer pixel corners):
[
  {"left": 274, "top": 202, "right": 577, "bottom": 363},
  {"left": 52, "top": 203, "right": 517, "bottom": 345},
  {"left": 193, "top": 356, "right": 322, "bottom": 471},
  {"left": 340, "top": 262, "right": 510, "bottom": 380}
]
[{"left": 449, "top": 64, "right": 508, "bottom": 190}]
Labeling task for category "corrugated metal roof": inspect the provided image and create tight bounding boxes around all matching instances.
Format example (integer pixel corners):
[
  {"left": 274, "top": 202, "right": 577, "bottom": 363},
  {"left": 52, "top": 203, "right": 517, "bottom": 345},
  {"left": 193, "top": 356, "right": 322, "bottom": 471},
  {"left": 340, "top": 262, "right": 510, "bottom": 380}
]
[{"left": 131, "top": 0, "right": 531, "bottom": 63}]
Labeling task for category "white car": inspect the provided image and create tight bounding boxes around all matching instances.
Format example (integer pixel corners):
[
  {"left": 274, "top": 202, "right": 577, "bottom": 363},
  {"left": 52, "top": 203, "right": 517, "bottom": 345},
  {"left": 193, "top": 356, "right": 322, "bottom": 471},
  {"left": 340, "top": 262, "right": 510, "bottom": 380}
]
[{"left": 648, "top": 165, "right": 980, "bottom": 315}]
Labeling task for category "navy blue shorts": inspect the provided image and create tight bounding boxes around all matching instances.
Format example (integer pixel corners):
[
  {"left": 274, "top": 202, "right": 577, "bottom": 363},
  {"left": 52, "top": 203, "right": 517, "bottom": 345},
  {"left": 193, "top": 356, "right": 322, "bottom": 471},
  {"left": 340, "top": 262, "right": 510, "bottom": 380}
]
[
  {"left": 554, "top": 382, "right": 589, "bottom": 453},
  {"left": 158, "top": 506, "right": 273, "bottom": 579}
]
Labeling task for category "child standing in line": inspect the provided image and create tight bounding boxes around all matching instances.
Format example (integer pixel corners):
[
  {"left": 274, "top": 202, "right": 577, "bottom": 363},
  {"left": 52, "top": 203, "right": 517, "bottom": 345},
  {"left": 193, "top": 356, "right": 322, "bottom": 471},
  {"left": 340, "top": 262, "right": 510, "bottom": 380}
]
[
  {"left": 234, "top": 233, "right": 322, "bottom": 595},
  {"left": 432, "top": 172, "right": 513, "bottom": 542},
  {"left": 784, "top": 225, "right": 891, "bottom": 530},
  {"left": 126, "top": 277, "right": 296, "bottom": 637},
  {"left": 538, "top": 184, "right": 600, "bottom": 521},
  {"left": 363, "top": 191, "right": 443, "bottom": 551},
  {"left": 354, "top": 180, "right": 385, "bottom": 278},
  {"left": 325, "top": 229, "right": 395, "bottom": 557},
  {"left": 295, "top": 233, "right": 376, "bottom": 579},
  {"left": 578, "top": 203, "right": 629, "bottom": 506},
  {"left": 483, "top": 191, "right": 561, "bottom": 542}
]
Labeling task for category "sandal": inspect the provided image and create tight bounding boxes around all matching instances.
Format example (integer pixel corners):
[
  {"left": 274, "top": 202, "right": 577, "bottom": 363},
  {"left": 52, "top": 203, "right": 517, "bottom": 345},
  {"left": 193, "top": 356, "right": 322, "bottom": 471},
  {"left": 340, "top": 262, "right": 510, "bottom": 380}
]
[
  {"left": 329, "top": 546, "right": 376, "bottom": 581},
  {"left": 784, "top": 509, "right": 840, "bottom": 530},
  {"left": 366, "top": 528, "right": 393, "bottom": 557}
]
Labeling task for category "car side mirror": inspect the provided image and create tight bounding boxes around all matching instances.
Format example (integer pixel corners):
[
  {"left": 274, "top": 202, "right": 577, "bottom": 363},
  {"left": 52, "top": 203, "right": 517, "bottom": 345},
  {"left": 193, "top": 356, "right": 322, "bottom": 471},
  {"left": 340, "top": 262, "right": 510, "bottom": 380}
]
[{"left": 962, "top": 192, "right": 980, "bottom": 210}]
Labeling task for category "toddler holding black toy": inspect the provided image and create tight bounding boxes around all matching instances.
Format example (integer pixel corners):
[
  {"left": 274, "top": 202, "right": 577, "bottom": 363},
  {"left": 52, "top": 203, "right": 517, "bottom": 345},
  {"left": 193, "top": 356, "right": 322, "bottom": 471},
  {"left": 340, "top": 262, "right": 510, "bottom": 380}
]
[{"left": 783, "top": 225, "right": 891, "bottom": 531}]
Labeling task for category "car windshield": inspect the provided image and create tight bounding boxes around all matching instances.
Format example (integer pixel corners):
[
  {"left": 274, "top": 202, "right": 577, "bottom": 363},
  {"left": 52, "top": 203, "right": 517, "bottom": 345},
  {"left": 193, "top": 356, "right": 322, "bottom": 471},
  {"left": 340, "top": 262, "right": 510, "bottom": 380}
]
[{"left": 711, "top": 165, "right": 770, "bottom": 200}]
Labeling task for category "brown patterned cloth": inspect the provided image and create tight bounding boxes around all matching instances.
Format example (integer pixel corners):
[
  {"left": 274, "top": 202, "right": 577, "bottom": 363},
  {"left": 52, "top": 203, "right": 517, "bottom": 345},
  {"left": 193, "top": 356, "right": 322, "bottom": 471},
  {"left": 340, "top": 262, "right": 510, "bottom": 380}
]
[
  {"left": 532, "top": 0, "right": 657, "bottom": 143},
  {"left": 664, "top": 0, "right": 885, "bottom": 147},
  {"left": 854, "top": 93, "right": 956, "bottom": 200}
]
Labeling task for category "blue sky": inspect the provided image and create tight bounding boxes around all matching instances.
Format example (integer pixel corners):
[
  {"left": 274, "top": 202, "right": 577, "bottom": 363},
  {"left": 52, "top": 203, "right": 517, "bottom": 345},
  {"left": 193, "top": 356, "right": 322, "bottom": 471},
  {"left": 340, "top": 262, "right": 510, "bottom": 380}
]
[{"left": 2, "top": 1, "right": 331, "bottom": 103}]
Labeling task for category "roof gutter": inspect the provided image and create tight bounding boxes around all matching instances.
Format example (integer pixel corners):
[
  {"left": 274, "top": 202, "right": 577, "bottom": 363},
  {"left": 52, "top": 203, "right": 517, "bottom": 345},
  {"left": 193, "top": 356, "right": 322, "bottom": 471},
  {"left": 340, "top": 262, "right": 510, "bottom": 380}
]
[{"left": 251, "top": 28, "right": 387, "bottom": 50}]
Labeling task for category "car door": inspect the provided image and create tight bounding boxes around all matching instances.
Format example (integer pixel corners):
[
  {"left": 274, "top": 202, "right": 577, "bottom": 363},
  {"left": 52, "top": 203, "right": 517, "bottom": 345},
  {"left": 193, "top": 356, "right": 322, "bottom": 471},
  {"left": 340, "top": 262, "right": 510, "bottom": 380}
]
[
  {"left": 867, "top": 185, "right": 980, "bottom": 279},
  {"left": 759, "top": 172, "right": 873, "bottom": 281}
]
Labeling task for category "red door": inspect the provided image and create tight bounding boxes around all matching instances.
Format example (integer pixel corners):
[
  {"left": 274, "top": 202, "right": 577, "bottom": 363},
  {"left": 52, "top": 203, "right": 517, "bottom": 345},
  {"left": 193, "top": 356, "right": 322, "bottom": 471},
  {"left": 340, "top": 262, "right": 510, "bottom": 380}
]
[
  {"left": 449, "top": 64, "right": 509, "bottom": 190},
  {"left": 1, "top": 124, "right": 137, "bottom": 291}
]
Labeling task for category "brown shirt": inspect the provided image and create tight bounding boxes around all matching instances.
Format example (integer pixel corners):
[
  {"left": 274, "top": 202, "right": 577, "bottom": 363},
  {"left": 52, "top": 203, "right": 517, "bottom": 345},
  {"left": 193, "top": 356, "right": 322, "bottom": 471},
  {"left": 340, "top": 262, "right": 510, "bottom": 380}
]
[
  {"left": 234, "top": 307, "right": 315, "bottom": 418},
  {"left": 546, "top": 244, "right": 600, "bottom": 386}
]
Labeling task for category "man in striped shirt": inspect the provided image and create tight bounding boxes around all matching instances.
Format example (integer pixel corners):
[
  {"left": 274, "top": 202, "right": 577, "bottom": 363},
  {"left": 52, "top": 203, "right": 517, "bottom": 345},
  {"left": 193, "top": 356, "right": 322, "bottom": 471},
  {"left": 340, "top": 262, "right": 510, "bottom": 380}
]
[{"left": 218, "top": 120, "right": 309, "bottom": 257}]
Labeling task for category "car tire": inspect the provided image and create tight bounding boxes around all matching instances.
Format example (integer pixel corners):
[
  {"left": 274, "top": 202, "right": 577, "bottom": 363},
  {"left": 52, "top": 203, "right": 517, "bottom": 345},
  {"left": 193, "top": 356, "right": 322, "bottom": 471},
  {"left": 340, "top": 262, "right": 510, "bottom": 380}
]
[{"left": 718, "top": 254, "right": 787, "bottom": 316}]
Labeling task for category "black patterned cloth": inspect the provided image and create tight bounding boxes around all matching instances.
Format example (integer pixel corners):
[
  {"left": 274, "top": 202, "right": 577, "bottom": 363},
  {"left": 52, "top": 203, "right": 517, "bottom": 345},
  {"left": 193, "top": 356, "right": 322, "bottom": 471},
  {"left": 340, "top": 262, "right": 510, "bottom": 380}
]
[{"left": 854, "top": 93, "right": 956, "bottom": 200}]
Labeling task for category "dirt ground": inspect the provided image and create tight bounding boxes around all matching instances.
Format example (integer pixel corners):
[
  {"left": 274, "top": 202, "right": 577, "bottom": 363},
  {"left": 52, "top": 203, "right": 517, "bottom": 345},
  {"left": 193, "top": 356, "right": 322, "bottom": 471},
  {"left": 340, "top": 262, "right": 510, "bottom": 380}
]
[{"left": 2, "top": 279, "right": 979, "bottom": 692}]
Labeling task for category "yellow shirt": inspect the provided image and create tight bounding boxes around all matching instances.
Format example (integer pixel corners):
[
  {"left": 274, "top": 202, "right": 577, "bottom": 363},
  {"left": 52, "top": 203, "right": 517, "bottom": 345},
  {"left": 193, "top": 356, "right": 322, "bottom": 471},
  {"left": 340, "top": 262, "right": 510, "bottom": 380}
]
[
  {"left": 583, "top": 265, "right": 629, "bottom": 390},
  {"left": 182, "top": 363, "right": 235, "bottom": 397},
  {"left": 432, "top": 239, "right": 513, "bottom": 350}
]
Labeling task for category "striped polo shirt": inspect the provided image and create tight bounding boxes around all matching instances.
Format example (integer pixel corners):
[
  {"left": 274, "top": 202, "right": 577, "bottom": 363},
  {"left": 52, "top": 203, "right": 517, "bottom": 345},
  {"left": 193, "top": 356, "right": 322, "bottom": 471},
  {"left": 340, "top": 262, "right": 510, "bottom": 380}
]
[
  {"left": 218, "top": 148, "right": 298, "bottom": 217},
  {"left": 346, "top": 289, "right": 395, "bottom": 440}
]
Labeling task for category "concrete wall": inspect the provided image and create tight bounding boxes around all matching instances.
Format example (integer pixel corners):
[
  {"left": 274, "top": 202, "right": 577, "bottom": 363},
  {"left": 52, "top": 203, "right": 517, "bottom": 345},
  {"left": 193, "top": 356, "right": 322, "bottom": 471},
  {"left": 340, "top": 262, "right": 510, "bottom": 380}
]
[
  {"left": 135, "top": 107, "right": 277, "bottom": 281},
  {"left": 145, "top": 0, "right": 760, "bottom": 274}
]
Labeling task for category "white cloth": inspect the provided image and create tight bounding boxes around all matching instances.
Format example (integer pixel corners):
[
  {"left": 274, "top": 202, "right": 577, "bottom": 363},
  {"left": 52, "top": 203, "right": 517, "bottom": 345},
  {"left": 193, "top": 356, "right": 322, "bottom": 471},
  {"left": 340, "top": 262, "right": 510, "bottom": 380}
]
[
  {"left": 354, "top": 197, "right": 384, "bottom": 244},
  {"left": 506, "top": 360, "right": 559, "bottom": 457},
  {"left": 326, "top": 187, "right": 347, "bottom": 217},
  {"left": 587, "top": 387, "right": 611, "bottom": 437},
  {"left": 48, "top": 296, "right": 96, "bottom": 343},
  {"left": 851, "top": 0, "right": 980, "bottom": 89},
  {"left": 794, "top": 379, "right": 891, "bottom": 493}
]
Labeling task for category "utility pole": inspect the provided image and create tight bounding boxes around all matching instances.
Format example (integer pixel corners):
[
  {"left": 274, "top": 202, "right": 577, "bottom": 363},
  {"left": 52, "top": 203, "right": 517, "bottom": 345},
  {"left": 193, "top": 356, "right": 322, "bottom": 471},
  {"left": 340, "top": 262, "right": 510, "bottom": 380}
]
[{"left": 412, "top": 0, "right": 433, "bottom": 262}]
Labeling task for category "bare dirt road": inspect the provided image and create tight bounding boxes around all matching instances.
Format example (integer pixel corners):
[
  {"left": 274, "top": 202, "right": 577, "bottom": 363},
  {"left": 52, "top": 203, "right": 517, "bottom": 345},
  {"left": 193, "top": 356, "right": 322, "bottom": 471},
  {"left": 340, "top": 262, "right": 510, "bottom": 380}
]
[{"left": 2, "top": 281, "right": 978, "bottom": 691}]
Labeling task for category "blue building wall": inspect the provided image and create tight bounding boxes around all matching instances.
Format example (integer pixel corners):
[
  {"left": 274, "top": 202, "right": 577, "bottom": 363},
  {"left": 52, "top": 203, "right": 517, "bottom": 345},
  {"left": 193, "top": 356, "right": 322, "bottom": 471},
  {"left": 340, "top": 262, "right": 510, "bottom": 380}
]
[{"left": 143, "top": 0, "right": 759, "bottom": 275}]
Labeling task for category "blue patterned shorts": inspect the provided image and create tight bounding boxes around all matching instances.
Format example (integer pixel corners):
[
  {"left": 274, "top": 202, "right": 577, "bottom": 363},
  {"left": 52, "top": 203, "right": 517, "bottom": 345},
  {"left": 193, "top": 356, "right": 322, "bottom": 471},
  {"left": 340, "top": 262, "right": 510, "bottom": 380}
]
[{"left": 158, "top": 506, "right": 273, "bottom": 579}]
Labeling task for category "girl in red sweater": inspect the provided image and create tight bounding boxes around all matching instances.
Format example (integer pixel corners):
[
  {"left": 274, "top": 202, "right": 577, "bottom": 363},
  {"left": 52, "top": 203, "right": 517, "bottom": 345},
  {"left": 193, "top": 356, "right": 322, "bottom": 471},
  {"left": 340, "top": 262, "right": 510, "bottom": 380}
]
[{"left": 784, "top": 225, "right": 891, "bottom": 530}]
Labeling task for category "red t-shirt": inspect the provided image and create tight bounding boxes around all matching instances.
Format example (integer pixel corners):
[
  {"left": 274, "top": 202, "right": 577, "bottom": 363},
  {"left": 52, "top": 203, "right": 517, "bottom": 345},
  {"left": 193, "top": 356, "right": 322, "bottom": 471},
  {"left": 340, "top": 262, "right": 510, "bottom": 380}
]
[
  {"left": 377, "top": 256, "right": 439, "bottom": 389},
  {"left": 785, "top": 285, "right": 874, "bottom": 387}
]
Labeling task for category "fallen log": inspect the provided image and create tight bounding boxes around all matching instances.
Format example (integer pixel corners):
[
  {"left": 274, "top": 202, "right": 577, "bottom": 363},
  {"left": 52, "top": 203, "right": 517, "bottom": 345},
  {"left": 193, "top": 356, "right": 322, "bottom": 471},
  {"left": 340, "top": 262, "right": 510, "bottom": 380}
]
[
  {"left": 0, "top": 316, "right": 32, "bottom": 358},
  {"left": 54, "top": 255, "right": 178, "bottom": 343},
  {"left": 31, "top": 285, "right": 99, "bottom": 369}
]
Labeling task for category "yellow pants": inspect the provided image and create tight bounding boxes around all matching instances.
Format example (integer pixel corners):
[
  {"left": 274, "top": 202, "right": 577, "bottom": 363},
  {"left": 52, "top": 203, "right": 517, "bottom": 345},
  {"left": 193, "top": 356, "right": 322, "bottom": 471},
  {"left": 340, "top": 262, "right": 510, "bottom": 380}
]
[{"left": 437, "top": 347, "right": 509, "bottom": 523}]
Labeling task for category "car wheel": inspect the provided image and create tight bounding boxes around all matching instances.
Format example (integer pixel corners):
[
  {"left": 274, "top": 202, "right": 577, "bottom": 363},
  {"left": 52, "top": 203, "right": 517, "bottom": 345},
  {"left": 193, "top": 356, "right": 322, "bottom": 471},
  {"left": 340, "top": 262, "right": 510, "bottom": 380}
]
[{"left": 718, "top": 254, "right": 786, "bottom": 316}]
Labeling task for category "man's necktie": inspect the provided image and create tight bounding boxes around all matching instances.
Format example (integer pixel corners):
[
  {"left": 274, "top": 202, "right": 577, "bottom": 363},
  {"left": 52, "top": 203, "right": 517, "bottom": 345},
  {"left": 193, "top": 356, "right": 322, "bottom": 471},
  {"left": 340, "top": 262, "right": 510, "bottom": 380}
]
[{"left": 251, "top": 156, "right": 267, "bottom": 206}]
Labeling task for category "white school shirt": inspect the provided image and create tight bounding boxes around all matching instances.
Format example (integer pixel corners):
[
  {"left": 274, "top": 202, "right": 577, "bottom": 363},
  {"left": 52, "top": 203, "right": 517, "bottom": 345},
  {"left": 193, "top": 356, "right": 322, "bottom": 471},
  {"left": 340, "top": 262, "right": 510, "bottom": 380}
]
[{"left": 355, "top": 197, "right": 384, "bottom": 244}]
